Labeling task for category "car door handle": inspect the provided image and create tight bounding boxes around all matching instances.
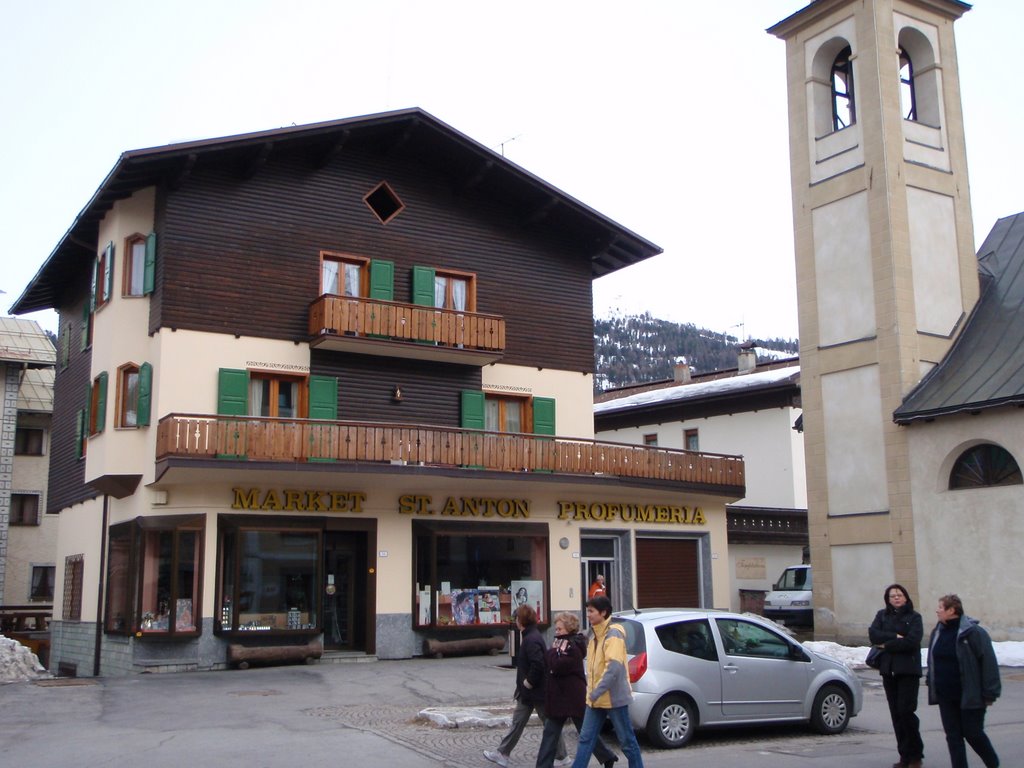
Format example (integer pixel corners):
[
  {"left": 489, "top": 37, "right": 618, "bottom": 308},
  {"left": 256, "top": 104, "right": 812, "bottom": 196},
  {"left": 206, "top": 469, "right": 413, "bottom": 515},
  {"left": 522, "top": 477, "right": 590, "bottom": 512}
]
[{"left": 722, "top": 664, "right": 739, "bottom": 673}]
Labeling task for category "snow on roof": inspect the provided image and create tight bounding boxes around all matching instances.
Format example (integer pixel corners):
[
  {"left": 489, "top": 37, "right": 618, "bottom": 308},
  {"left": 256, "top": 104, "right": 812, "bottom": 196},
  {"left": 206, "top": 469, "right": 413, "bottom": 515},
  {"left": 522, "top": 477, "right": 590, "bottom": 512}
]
[{"left": 594, "top": 364, "right": 800, "bottom": 415}]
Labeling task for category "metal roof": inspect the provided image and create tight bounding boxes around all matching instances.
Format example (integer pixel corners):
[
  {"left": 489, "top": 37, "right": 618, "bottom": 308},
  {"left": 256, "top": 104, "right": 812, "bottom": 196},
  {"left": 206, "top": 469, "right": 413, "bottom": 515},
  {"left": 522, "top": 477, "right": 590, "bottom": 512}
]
[
  {"left": 895, "top": 212, "right": 1024, "bottom": 423},
  {"left": 0, "top": 317, "right": 56, "bottom": 366},
  {"left": 10, "top": 108, "right": 661, "bottom": 315},
  {"left": 18, "top": 367, "right": 54, "bottom": 412}
]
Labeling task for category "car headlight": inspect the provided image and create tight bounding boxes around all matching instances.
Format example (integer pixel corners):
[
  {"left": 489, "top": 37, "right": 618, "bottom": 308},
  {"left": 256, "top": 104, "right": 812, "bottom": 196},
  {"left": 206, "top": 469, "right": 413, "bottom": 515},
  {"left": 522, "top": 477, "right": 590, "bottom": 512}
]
[{"left": 792, "top": 600, "right": 810, "bottom": 606}]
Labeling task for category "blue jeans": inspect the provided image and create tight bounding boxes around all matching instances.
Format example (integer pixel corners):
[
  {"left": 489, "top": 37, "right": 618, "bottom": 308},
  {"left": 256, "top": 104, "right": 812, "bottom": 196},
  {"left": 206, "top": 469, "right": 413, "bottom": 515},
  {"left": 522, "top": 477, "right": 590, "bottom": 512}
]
[
  {"left": 571, "top": 706, "right": 643, "bottom": 768},
  {"left": 536, "top": 715, "right": 617, "bottom": 768}
]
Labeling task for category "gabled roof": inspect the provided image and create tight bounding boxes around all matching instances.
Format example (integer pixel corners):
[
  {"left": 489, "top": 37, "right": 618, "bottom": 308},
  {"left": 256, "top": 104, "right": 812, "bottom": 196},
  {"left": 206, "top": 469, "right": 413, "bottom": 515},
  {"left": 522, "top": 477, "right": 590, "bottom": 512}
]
[
  {"left": 0, "top": 317, "right": 55, "bottom": 367},
  {"left": 895, "top": 212, "right": 1024, "bottom": 424},
  {"left": 11, "top": 108, "right": 661, "bottom": 315}
]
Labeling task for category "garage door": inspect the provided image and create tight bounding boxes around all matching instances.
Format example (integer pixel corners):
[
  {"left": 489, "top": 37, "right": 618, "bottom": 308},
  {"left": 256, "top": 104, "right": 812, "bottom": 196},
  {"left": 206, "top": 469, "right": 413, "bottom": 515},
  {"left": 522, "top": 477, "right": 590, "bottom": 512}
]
[{"left": 635, "top": 538, "right": 700, "bottom": 608}]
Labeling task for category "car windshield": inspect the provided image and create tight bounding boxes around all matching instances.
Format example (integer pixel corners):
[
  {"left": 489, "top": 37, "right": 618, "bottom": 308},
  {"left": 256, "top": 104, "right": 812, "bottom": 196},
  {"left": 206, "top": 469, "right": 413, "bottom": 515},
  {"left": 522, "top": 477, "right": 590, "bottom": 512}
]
[{"left": 778, "top": 568, "right": 811, "bottom": 590}]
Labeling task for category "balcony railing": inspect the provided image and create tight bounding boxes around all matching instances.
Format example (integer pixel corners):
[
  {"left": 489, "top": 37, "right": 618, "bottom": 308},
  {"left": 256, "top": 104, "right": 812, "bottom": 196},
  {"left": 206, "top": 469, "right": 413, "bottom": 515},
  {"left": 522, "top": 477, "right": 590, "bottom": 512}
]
[
  {"left": 308, "top": 295, "right": 505, "bottom": 364},
  {"left": 156, "top": 414, "right": 745, "bottom": 489}
]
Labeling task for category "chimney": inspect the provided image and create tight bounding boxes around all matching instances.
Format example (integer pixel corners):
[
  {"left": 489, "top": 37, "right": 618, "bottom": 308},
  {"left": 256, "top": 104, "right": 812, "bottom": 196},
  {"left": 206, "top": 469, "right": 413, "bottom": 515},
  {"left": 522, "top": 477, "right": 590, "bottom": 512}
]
[
  {"left": 673, "top": 357, "right": 692, "bottom": 384},
  {"left": 737, "top": 342, "right": 756, "bottom": 375}
]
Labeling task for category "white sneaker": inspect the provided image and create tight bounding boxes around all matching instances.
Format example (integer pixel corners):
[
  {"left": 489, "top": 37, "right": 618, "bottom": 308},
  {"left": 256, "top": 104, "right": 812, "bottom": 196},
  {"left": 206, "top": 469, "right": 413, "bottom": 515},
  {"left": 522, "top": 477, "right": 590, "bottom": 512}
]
[
  {"left": 484, "top": 749, "right": 509, "bottom": 768},
  {"left": 554, "top": 757, "right": 574, "bottom": 767}
]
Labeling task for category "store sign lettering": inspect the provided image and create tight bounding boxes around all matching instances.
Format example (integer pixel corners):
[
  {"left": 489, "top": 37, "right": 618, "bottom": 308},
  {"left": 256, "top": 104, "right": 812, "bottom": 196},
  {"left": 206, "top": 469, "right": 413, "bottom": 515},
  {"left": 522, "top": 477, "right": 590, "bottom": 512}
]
[
  {"left": 398, "top": 495, "right": 530, "bottom": 518},
  {"left": 231, "top": 487, "right": 366, "bottom": 513},
  {"left": 556, "top": 501, "right": 706, "bottom": 525}
]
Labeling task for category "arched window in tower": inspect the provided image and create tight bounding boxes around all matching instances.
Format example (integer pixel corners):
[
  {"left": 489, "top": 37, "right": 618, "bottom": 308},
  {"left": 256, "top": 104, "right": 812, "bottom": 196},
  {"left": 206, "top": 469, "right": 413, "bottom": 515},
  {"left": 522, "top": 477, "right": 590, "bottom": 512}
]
[
  {"left": 899, "top": 48, "right": 917, "bottom": 121},
  {"left": 831, "top": 46, "right": 855, "bottom": 131},
  {"left": 949, "top": 443, "right": 1023, "bottom": 489}
]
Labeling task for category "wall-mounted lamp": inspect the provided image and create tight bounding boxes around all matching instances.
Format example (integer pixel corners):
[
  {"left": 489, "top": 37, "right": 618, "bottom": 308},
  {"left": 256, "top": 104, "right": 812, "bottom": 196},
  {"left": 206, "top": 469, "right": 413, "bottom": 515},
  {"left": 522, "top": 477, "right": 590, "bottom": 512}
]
[{"left": 392, "top": 385, "right": 403, "bottom": 403}]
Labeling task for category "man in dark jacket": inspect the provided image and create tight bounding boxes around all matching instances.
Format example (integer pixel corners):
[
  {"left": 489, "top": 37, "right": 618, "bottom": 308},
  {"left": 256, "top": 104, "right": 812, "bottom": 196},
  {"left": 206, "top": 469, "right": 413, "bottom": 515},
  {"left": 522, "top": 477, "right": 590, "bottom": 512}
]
[
  {"left": 927, "top": 594, "right": 1001, "bottom": 768},
  {"left": 485, "top": 604, "right": 568, "bottom": 767}
]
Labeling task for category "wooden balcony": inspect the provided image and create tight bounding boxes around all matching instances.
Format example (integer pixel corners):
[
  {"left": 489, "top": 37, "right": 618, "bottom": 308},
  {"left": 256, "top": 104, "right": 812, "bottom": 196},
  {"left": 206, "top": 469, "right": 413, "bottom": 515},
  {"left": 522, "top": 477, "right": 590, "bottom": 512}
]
[
  {"left": 156, "top": 414, "right": 745, "bottom": 492},
  {"left": 308, "top": 295, "right": 505, "bottom": 365}
]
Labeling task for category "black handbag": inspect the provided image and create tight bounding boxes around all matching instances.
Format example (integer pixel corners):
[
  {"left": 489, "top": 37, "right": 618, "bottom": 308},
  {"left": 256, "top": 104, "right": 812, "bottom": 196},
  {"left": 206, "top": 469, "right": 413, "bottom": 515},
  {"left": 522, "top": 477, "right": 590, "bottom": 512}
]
[{"left": 865, "top": 646, "right": 883, "bottom": 669}]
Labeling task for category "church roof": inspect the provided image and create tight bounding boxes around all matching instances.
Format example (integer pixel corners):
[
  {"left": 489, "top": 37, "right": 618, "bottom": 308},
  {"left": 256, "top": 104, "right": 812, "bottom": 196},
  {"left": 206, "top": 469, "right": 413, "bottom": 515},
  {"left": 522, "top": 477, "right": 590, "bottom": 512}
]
[{"left": 895, "top": 212, "right": 1024, "bottom": 423}]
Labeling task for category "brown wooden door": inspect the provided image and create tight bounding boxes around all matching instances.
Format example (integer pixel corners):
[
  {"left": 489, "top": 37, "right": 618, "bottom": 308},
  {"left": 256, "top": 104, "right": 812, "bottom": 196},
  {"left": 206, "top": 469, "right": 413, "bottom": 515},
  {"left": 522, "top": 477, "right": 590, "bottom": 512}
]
[{"left": 635, "top": 538, "right": 700, "bottom": 608}]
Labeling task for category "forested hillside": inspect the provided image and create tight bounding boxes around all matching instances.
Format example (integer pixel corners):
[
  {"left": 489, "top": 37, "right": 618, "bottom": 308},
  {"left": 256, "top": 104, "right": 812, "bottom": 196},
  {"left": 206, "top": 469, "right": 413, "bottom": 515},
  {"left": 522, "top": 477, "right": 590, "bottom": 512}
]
[{"left": 594, "top": 313, "right": 798, "bottom": 390}]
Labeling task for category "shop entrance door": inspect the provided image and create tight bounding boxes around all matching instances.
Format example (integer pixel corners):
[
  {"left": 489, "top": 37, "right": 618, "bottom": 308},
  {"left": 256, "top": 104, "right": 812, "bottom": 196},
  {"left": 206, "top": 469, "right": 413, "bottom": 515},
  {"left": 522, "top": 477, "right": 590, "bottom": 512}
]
[
  {"left": 323, "top": 531, "right": 368, "bottom": 651},
  {"left": 580, "top": 536, "right": 617, "bottom": 626}
]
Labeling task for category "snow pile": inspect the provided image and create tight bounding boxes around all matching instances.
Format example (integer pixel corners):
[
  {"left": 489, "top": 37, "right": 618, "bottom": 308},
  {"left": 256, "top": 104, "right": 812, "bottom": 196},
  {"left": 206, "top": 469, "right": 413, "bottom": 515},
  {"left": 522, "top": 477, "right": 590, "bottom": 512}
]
[
  {"left": 806, "top": 640, "right": 1024, "bottom": 669},
  {"left": 0, "top": 634, "right": 51, "bottom": 683}
]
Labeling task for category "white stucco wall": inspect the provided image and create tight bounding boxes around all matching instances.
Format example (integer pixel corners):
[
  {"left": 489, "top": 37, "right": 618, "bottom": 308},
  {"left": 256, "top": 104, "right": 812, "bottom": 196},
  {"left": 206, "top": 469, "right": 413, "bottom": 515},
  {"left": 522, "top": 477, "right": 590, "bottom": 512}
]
[
  {"left": 907, "top": 412, "right": 1024, "bottom": 640},
  {"left": 907, "top": 188, "right": 963, "bottom": 336}
]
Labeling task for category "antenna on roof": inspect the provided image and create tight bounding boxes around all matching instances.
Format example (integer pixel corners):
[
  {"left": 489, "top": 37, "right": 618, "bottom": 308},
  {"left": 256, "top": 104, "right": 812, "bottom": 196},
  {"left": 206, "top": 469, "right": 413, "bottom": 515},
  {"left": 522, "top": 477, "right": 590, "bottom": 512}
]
[{"left": 498, "top": 134, "right": 522, "bottom": 157}]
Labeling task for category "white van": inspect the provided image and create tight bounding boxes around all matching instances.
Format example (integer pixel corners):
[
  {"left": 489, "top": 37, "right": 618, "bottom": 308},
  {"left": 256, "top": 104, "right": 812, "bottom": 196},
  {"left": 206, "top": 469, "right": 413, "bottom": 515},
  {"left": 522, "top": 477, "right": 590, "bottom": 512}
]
[{"left": 763, "top": 564, "right": 813, "bottom": 627}]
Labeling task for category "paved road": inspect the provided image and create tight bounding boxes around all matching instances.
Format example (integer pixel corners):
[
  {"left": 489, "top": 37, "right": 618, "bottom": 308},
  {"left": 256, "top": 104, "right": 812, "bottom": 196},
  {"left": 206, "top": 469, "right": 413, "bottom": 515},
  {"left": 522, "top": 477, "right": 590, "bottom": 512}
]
[{"left": 1, "top": 657, "right": 1022, "bottom": 767}]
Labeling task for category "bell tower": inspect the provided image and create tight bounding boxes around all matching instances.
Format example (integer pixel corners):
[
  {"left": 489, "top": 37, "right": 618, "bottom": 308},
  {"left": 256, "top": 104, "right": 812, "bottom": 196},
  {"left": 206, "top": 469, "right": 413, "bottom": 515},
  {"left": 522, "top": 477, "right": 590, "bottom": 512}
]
[{"left": 769, "top": 0, "right": 978, "bottom": 642}]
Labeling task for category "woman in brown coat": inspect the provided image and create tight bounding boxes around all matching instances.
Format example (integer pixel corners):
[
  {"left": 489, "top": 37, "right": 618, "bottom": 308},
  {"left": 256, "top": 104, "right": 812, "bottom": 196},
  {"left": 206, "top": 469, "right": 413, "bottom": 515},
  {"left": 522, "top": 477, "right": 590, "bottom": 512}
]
[{"left": 535, "top": 612, "right": 618, "bottom": 768}]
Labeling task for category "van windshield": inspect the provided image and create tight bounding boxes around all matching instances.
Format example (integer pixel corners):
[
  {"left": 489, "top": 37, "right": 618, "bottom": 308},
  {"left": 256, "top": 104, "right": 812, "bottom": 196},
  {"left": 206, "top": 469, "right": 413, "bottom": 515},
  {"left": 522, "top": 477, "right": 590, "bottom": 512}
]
[{"left": 777, "top": 568, "right": 811, "bottom": 590}]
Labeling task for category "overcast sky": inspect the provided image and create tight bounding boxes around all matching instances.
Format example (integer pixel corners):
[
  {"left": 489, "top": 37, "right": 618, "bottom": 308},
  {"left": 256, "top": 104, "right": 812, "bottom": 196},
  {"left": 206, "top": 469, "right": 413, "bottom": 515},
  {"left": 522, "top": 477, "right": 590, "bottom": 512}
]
[{"left": 3, "top": 1, "right": 1021, "bottom": 341}]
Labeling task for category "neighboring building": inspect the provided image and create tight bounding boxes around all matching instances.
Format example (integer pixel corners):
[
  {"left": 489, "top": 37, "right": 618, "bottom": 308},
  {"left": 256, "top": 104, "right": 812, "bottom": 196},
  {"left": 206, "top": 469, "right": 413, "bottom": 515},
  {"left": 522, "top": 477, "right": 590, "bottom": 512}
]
[
  {"left": 0, "top": 318, "right": 57, "bottom": 608},
  {"left": 771, "top": 0, "right": 1024, "bottom": 642},
  {"left": 594, "top": 351, "right": 807, "bottom": 614},
  {"left": 10, "top": 109, "right": 745, "bottom": 675}
]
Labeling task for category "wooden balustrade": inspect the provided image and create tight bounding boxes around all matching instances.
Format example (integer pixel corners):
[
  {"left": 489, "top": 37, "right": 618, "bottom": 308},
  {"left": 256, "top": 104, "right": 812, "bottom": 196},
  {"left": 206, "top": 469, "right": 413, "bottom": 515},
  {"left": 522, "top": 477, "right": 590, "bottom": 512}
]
[
  {"left": 157, "top": 414, "right": 744, "bottom": 489},
  {"left": 308, "top": 295, "right": 505, "bottom": 351}
]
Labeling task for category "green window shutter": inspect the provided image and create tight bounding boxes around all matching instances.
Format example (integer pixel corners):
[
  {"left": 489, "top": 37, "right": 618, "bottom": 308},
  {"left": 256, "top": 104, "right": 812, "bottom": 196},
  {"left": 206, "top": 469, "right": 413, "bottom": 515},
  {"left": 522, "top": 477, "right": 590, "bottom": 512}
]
[
  {"left": 95, "top": 372, "right": 108, "bottom": 433},
  {"left": 80, "top": 302, "right": 90, "bottom": 351},
  {"left": 217, "top": 368, "right": 249, "bottom": 415},
  {"left": 75, "top": 409, "right": 85, "bottom": 459},
  {"left": 104, "top": 242, "right": 115, "bottom": 301},
  {"left": 460, "top": 390, "right": 485, "bottom": 430},
  {"left": 84, "top": 382, "right": 92, "bottom": 435},
  {"left": 308, "top": 376, "right": 338, "bottom": 420},
  {"left": 143, "top": 232, "right": 157, "bottom": 295},
  {"left": 411, "top": 266, "right": 436, "bottom": 306},
  {"left": 60, "top": 321, "right": 69, "bottom": 367},
  {"left": 532, "top": 397, "right": 556, "bottom": 435},
  {"left": 369, "top": 260, "right": 394, "bottom": 301},
  {"left": 90, "top": 258, "right": 98, "bottom": 312},
  {"left": 137, "top": 362, "right": 153, "bottom": 426}
]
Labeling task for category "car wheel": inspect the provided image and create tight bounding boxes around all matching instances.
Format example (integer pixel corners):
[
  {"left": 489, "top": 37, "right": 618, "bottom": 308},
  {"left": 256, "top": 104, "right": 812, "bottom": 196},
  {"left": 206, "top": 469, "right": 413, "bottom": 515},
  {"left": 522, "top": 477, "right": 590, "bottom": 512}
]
[
  {"left": 810, "top": 684, "right": 851, "bottom": 734},
  {"left": 646, "top": 695, "right": 696, "bottom": 748}
]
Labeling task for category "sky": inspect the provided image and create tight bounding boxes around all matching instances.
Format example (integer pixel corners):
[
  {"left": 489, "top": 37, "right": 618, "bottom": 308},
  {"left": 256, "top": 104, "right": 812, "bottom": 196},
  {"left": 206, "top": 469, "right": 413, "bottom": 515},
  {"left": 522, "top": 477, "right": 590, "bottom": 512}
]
[{"left": 2, "top": 1, "right": 1022, "bottom": 342}]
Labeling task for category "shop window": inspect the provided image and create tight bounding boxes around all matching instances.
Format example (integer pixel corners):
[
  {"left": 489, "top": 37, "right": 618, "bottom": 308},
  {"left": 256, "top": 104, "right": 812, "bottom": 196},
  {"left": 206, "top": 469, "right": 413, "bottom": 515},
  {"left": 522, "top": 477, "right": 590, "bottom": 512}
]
[
  {"left": 217, "top": 522, "right": 321, "bottom": 633},
  {"left": 949, "top": 444, "right": 1023, "bottom": 489},
  {"left": 10, "top": 493, "right": 41, "bottom": 525},
  {"left": 15, "top": 427, "right": 44, "bottom": 455},
  {"left": 63, "top": 554, "right": 84, "bottom": 621},
  {"left": 414, "top": 521, "right": 550, "bottom": 628},
  {"left": 831, "top": 45, "right": 855, "bottom": 131},
  {"left": 684, "top": 428, "right": 699, "bottom": 452},
  {"left": 30, "top": 566, "right": 55, "bottom": 602},
  {"left": 104, "top": 517, "right": 203, "bottom": 636}
]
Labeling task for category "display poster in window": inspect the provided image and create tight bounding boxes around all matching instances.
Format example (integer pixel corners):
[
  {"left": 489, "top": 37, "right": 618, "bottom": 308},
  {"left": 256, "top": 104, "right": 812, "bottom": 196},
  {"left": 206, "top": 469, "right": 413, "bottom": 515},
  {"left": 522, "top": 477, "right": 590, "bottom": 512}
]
[
  {"left": 511, "top": 580, "right": 543, "bottom": 621},
  {"left": 418, "top": 589, "right": 432, "bottom": 625},
  {"left": 450, "top": 589, "right": 477, "bottom": 625},
  {"left": 476, "top": 586, "right": 501, "bottom": 624},
  {"left": 175, "top": 598, "right": 195, "bottom": 631}
]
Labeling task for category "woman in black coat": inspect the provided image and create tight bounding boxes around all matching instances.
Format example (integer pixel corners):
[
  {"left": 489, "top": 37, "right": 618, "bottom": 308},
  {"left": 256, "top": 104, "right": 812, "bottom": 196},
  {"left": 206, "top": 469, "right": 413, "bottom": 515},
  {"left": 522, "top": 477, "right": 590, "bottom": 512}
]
[
  {"left": 869, "top": 583, "right": 925, "bottom": 768},
  {"left": 535, "top": 612, "right": 618, "bottom": 768}
]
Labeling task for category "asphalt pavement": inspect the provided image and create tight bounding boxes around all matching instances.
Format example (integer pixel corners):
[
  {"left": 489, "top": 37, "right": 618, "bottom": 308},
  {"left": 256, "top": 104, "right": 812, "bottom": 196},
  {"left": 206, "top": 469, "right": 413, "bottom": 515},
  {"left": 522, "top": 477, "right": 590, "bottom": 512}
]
[{"left": 1, "top": 655, "right": 1022, "bottom": 768}]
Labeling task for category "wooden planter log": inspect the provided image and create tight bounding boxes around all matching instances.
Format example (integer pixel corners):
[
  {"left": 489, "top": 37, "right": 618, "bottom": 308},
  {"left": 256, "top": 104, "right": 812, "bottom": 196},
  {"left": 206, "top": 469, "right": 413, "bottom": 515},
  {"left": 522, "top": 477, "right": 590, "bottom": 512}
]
[
  {"left": 228, "top": 639, "right": 323, "bottom": 669},
  {"left": 424, "top": 635, "right": 506, "bottom": 659}
]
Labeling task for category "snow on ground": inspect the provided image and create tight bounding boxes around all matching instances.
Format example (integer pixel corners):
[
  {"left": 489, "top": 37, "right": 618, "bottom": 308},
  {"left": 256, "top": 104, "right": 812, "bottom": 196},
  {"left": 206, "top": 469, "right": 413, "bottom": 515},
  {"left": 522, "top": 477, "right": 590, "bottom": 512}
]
[
  {"left": 807, "top": 640, "right": 1024, "bottom": 669},
  {"left": 2, "top": 634, "right": 1022, "bottom": 684}
]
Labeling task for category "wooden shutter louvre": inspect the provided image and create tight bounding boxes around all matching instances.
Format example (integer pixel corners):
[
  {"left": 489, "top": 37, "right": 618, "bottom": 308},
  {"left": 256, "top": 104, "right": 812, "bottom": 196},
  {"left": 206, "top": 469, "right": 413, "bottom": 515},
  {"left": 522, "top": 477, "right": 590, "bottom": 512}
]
[
  {"left": 136, "top": 362, "right": 153, "bottom": 426},
  {"left": 143, "top": 232, "right": 157, "bottom": 295}
]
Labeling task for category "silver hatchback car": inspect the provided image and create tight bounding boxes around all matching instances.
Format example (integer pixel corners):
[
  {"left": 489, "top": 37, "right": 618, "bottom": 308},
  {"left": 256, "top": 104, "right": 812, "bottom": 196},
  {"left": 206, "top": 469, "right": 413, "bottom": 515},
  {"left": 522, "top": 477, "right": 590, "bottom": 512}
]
[{"left": 612, "top": 608, "right": 862, "bottom": 748}]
